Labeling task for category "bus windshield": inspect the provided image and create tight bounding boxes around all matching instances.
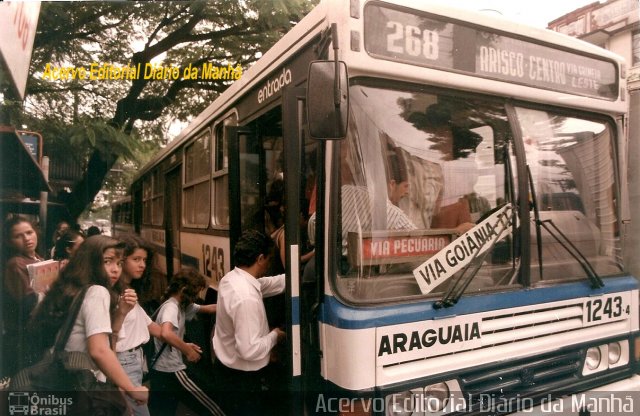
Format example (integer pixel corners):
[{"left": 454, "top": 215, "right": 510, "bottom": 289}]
[
  {"left": 334, "top": 81, "right": 622, "bottom": 304},
  {"left": 516, "top": 106, "right": 623, "bottom": 283}
]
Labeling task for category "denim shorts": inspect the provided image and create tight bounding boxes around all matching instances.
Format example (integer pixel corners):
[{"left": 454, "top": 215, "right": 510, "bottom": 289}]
[
  {"left": 117, "top": 347, "right": 149, "bottom": 416},
  {"left": 117, "top": 347, "right": 144, "bottom": 386}
]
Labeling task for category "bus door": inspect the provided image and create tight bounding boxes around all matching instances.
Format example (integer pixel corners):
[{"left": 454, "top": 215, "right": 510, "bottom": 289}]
[
  {"left": 282, "top": 86, "right": 326, "bottom": 408},
  {"left": 165, "top": 166, "right": 181, "bottom": 279},
  {"left": 226, "top": 97, "right": 315, "bottom": 406},
  {"left": 226, "top": 125, "right": 263, "bottom": 258}
]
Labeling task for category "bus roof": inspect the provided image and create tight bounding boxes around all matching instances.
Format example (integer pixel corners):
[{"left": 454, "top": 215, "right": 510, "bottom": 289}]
[{"left": 134, "top": 0, "right": 625, "bottom": 181}]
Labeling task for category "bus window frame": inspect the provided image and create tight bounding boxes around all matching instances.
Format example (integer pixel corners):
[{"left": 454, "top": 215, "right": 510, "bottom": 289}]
[
  {"left": 330, "top": 79, "right": 524, "bottom": 306},
  {"left": 142, "top": 176, "right": 152, "bottom": 225},
  {"left": 182, "top": 128, "right": 212, "bottom": 229},
  {"left": 211, "top": 111, "right": 237, "bottom": 230},
  {"left": 150, "top": 169, "right": 164, "bottom": 226}
]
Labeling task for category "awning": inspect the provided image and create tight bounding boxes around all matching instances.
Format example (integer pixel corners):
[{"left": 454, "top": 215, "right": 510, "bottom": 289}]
[{"left": 0, "top": 125, "right": 52, "bottom": 198}]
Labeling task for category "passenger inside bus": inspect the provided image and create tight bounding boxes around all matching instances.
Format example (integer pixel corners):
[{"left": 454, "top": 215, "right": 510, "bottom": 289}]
[
  {"left": 340, "top": 137, "right": 417, "bottom": 249},
  {"left": 406, "top": 104, "right": 479, "bottom": 234},
  {"left": 464, "top": 192, "right": 492, "bottom": 222},
  {"left": 264, "top": 174, "right": 315, "bottom": 273},
  {"left": 385, "top": 143, "right": 410, "bottom": 207},
  {"left": 320, "top": 111, "right": 483, "bottom": 273}
]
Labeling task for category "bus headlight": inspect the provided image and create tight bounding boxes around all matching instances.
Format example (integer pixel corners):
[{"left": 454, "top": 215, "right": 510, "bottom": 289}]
[
  {"left": 583, "top": 340, "right": 629, "bottom": 375},
  {"left": 585, "top": 346, "right": 602, "bottom": 370},
  {"left": 423, "top": 382, "right": 450, "bottom": 412},
  {"left": 608, "top": 342, "right": 622, "bottom": 365},
  {"left": 386, "top": 390, "right": 414, "bottom": 416}
]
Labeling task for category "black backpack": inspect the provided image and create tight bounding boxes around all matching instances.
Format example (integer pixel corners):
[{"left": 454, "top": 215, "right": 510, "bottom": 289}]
[{"left": 141, "top": 302, "right": 167, "bottom": 382}]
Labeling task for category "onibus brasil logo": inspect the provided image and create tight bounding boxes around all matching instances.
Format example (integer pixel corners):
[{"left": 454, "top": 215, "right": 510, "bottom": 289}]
[{"left": 8, "top": 392, "right": 73, "bottom": 415}]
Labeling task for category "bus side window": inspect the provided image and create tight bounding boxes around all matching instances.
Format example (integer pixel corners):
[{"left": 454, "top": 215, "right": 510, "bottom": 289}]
[
  {"left": 213, "top": 117, "right": 233, "bottom": 227},
  {"left": 184, "top": 132, "right": 211, "bottom": 228}
]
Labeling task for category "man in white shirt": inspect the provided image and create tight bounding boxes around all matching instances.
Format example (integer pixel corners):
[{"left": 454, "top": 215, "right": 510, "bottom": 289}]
[{"left": 212, "top": 229, "right": 286, "bottom": 415}]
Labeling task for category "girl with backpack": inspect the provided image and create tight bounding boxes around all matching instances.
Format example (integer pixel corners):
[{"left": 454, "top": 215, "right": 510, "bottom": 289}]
[{"left": 30, "top": 235, "right": 149, "bottom": 408}]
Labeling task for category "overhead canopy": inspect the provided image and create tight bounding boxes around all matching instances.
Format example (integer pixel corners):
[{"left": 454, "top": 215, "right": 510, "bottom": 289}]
[{"left": 0, "top": 126, "right": 51, "bottom": 199}]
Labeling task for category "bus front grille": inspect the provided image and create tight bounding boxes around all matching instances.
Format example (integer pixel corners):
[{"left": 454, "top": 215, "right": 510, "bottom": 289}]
[{"left": 459, "top": 347, "right": 583, "bottom": 411}]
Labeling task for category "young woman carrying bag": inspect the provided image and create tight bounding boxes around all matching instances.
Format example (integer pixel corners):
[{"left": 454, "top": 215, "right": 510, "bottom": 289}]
[{"left": 13, "top": 235, "right": 148, "bottom": 415}]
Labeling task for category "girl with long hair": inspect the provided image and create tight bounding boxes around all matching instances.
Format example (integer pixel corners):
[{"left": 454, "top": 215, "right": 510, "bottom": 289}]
[
  {"left": 111, "top": 234, "right": 161, "bottom": 416},
  {"left": 30, "top": 235, "right": 148, "bottom": 405}
]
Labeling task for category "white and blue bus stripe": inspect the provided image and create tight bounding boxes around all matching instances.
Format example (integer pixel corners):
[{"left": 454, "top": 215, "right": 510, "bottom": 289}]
[{"left": 319, "top": 275, "right": 639, "bottom": 329}]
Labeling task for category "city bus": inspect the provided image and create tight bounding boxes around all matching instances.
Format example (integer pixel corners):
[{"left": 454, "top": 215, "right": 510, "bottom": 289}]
[{"left": 129, "top": 0, "right": 639, "bottom": 413}]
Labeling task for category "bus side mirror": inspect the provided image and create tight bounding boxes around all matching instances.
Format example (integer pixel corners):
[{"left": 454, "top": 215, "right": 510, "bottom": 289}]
[{"left": 307, "top": 60, "right": 349, "bottom": 140}]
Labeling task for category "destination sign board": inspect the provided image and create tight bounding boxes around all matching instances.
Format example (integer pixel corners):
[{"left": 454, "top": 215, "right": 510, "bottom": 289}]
[
  {"left": 364, "top": 3, "right": 618, "bottom": 100},
  {"left": 347, "top": 230, "right": 453, "bottom": 266},
  {"left": 413, "top": 204, "right": 513, "bottom": 295}
]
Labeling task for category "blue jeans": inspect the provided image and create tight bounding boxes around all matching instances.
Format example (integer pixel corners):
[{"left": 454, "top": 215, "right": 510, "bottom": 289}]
[{"left": 117, "top": 347, "right": 150, "bottom": 416}]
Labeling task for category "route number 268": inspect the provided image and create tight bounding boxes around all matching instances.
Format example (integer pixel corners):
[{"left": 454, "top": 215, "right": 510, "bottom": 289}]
[{"left": 386, "top": 21, "right": 439, "bottom": 60}]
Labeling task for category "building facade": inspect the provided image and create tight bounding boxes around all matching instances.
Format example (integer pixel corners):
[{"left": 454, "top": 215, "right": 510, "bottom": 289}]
[{"left": 548, "top": 0, "right": 639, "bottom": 86}]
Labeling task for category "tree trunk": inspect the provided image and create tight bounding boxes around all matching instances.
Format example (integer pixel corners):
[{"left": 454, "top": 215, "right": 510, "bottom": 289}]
[{"left": 66, "top": 148, "right": 119, "bottom": 221}]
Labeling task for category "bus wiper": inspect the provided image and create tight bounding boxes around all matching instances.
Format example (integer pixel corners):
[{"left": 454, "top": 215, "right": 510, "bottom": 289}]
[
  {"left": 527, "top": 165, "right": 604, "bottom": 289},
  {"left": 434, "top": 207, "right": 513, "bottom": 308}
]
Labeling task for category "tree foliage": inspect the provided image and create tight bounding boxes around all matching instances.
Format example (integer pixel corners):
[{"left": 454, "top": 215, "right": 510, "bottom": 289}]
[{"left": 13, "top": 0, "right": 317, "bottom": 220}]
